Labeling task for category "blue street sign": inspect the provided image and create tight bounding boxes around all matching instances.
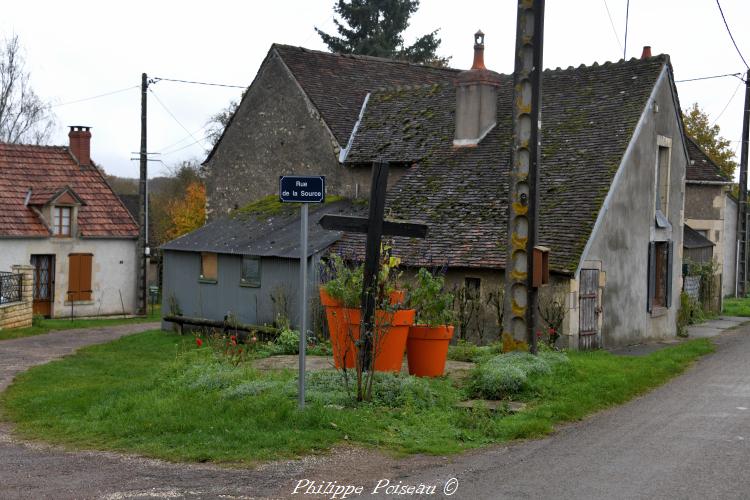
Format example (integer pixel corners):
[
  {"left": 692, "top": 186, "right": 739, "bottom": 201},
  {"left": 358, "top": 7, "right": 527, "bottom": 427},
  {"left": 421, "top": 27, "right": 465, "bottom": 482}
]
[{"left": 279, "top": 176, "right": 326, "bottom": 203}]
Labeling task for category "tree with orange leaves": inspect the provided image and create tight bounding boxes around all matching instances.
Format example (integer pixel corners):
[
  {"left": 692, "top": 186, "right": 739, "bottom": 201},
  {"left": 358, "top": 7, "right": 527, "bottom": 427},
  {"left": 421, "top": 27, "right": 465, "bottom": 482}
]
[{"left": 165, "top": 181, "right": 206, "bottom": 240}]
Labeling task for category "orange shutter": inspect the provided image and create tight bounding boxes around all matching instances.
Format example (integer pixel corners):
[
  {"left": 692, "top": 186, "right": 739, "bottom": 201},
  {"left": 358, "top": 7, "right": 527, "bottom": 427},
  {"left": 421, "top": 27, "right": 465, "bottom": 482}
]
[
  {"left": 80, "top": 254, "right": 92, "bottom": 301},
  {"left": 68, "top": 254, "right": 81, "bottom": 301},
  {"left": 67, "top": 254, "right": 93, "bottom": 301}
]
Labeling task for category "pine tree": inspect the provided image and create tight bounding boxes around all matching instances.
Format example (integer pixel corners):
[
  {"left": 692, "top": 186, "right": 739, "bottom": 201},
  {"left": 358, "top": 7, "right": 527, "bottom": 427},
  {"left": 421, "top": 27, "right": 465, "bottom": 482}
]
[
  {"left": 682, "top": 103, "right": 738, "bottom": 179},
  {"left": 315, "top": 0, "right": 449, "bottom": 66}
]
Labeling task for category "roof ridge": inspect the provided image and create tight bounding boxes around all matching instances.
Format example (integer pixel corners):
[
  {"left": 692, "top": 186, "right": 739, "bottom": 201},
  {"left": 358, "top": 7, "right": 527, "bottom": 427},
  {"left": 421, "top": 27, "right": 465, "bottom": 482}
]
[
  {"left": 542, "top": 54, "right": 669, "bottom": 74},
  {"left": 0, "top": 142, "right": 69, "bottom": 150},
  {"left": 272, "top": 43, "right": 460, "bottom": 73}
]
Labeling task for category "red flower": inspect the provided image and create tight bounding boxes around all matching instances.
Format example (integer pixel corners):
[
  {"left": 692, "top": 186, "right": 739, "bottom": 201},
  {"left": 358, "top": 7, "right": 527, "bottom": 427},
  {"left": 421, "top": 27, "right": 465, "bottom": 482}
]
[
  {"left": 195, "top": 338, "right": 203, "bottom": 347},
  {"left": 548, "top": 327, "right": 556, "bottom": 334},
  {"left": 251, "top": 336, "right": 258, "bottom": 343},
  {"left": 536, "top": 330, "right": 542, "bottom": 338},
  {"left": 230, "top": 335, "right": 237, "bottom": 346}
]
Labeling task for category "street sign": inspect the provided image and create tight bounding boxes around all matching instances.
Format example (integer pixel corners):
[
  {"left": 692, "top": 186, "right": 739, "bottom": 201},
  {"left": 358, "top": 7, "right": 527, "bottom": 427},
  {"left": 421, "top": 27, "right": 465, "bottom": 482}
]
[
  {"left": 279, "top": 176, "right": 325, "bottom": 203},
  {"left": 279, "top": 175, "right": 326, "bottom": 409}
]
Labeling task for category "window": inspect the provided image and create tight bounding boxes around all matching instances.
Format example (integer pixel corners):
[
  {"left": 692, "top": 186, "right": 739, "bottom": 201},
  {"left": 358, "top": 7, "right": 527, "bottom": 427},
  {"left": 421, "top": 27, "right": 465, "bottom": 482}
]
[
  {"left": 655, "top": 137, "right": 671, "bottom": 227},
  {"left": 53, "top": 206, "right": 72, "bottom": 236},
  {"left": 200, "top": 252, "right": 218, "bottom": 282},
  {"left": 465, "top": 277, "right": 481, "bottom": 299},
  {"left": 240, "top": 256, "right": 261, "bottom": 287},
  {"left": 647, "top": 241, "right": 673, "bottom": 312},
  {"left": 67, "top": 253, "right": 92, "bottom": 301}
]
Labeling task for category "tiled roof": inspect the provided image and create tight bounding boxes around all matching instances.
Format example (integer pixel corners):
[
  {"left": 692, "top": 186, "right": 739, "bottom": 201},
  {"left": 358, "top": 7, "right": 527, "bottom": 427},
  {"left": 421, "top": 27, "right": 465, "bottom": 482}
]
[
  {"left": 685, "top": 136, "right": 731, "bottom": 182},
  {"left": 683, "top": 224, "right": 714, "bottom": 249},
  {"left": 334, "top": 56, "right": 669, "bottom": 273},
  {"left": 162, "top": 200, "right": 364, "bottom": 258},
  {"left": 273, "top": 44, "right": 459, "bottom": 146},
  {"left": 0, "top": 143, "right": 138, "bottom": 238}
]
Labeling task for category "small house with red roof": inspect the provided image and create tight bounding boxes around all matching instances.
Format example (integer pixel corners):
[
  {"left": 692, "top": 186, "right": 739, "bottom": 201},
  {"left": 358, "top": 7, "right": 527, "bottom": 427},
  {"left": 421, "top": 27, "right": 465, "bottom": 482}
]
[{"left": 0, "top": 127, "right": 139, "bottom": 318}]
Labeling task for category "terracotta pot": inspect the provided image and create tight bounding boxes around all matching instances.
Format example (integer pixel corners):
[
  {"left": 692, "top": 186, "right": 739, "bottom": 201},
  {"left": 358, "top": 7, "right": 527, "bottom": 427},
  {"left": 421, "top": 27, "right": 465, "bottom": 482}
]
[
  {"left": 406, "top": 325, "right": 455, "bottom": 377},
  {"left": 320, "top": 287, "right": 354, "bottom": 369},
  {"left": 340, "top": 307, "right": 416, "bottom": 372}
]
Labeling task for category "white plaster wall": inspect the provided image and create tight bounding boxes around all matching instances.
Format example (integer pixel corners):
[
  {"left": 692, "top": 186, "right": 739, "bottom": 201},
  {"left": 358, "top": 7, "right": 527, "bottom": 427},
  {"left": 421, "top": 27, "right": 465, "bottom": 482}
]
[{"left": 0, "top": 238, "right": 137, "bottom": 317}]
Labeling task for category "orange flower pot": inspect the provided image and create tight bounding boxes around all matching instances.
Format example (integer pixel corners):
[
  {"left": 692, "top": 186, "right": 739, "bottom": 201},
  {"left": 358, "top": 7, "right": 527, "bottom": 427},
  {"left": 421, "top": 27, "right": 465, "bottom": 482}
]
[
  {"left": 320, "top": 287, "right": 357, "bottom": 369},
  {"left": 339, "top": 307, "right": 416, "bottom": 372},
  {"left": 406, "top": 325, "right": 455, "bottom": 377}
]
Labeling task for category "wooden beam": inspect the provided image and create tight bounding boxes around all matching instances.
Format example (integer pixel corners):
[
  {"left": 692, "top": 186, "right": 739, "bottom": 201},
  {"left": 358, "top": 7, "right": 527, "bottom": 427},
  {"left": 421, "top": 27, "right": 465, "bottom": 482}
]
[{"left": 319, "top": 214, "right": 428, "bottom": 238}]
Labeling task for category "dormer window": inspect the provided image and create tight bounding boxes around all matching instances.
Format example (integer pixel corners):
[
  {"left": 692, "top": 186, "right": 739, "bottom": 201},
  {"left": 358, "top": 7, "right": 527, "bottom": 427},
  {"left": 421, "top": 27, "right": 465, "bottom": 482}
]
[{"left": 53, "top": 206, "right": 72, "bottom": 236}]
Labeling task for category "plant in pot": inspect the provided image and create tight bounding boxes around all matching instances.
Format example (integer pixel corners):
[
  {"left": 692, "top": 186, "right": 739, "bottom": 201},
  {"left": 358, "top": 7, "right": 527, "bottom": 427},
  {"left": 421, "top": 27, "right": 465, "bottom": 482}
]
[
  {"left": 320, "top": 254, "right": 362, "bottom": 370},
  {"left": 406, "top": 268, "right": 455, "bottom": 377}
]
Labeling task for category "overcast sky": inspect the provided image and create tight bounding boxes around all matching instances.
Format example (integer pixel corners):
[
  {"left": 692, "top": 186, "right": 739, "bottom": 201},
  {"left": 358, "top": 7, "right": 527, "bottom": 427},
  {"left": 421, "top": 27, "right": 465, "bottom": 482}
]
[{"left": 2, "top": 0, "right": 748, "bottom": 180}]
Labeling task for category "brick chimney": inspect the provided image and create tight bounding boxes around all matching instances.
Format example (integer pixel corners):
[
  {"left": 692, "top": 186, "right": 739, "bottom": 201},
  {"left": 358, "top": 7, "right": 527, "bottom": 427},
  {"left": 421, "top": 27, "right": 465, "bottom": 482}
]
[
  {"left": 454, "top": 31, "right": 502, "bottom": 147},
  {"left": 641, "top": 46, "right": 652, "bottom": 59},
  {"left": 68, "top": 126, "right": 92, "bottom": 166}
]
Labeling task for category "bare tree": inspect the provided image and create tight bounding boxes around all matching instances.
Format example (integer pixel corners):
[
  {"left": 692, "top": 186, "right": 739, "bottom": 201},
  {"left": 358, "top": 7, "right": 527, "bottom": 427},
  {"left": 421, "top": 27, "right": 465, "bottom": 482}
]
[{"left": 0, "top": 36, "right": 56, "bottom": 144}]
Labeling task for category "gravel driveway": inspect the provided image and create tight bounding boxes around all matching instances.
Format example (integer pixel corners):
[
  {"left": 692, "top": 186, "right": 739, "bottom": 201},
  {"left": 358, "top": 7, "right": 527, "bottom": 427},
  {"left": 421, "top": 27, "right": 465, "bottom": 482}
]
[{"left": 1, "top": 323, "right": 748, "bottom": 499}]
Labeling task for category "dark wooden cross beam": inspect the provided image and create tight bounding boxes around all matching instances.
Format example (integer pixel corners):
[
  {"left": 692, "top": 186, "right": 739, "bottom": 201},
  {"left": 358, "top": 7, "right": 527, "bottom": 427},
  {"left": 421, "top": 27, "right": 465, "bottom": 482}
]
[{"left": 319, "top": 161, "right": 428, "bottom": 370}]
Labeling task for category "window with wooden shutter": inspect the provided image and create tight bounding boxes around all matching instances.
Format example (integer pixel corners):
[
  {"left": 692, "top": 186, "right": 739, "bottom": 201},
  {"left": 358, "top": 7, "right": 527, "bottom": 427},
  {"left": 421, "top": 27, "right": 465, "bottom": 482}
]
[
  {"left": 68, "top": 253, "right": 93, "bottom": 301},
  {"left": 200, "top": 252, "right": 218, "bottom": 282}
]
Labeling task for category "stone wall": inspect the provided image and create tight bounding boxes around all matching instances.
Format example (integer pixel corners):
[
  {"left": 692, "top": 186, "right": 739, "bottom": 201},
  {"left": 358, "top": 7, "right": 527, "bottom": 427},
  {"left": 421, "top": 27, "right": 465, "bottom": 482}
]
[{"left": 0, "top": 265, "right": 34, "bottom": 330}]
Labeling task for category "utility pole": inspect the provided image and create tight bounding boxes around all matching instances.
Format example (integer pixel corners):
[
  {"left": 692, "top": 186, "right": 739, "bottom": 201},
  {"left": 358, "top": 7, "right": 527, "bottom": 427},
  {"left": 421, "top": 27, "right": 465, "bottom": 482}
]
[
  {"left": 504, "top": 0, "right": 545, "bottom": 354},
  {"left": 137, "top": 72, "right": 148, "bottom": 316},
  {"left": 737, "top": 69, "right": 750, "bottom": 297}
]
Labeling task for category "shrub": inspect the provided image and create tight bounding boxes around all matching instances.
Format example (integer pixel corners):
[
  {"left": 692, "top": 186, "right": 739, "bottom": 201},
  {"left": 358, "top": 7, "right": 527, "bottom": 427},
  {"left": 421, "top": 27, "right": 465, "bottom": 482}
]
[
  {"left": 407, "top": 268, "right": 454, "bottom": 326},
  {"left": 448, "top": 340, "right": 503, "bottom": 363},
  {"left": 275, "top": 328, "right": 301, "bottom": 354},
  {"left": 469, "top": 351, "right": 568, "bottom": 399}
]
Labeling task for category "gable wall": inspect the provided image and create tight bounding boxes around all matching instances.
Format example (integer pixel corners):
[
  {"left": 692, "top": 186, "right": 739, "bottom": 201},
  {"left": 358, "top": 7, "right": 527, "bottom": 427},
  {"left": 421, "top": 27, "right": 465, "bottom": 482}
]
[
  {"left": 204, "top": 54, "right": 364, "bottom": 219},
  {"left": 580, "top": 69, "right": 686, "bottom": 347}
]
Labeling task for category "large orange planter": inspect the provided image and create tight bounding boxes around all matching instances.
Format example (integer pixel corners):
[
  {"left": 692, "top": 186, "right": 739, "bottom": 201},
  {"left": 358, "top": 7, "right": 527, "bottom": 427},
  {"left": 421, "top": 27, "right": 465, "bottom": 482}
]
[
  {"left": 320, "top": 287, "right": 354, "bottom": 369},
  {"left": 406, "top": 325, "right": 455, "bottom": 377},
  {"left": 335, "top": 307, "right": 415, "bottom": 372}
]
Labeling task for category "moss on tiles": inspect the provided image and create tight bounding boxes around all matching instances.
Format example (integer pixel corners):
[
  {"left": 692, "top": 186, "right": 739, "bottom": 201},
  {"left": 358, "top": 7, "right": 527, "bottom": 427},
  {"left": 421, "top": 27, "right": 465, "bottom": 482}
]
[{"left": 233, "top": 194, "right": 345, "bottom": 220}]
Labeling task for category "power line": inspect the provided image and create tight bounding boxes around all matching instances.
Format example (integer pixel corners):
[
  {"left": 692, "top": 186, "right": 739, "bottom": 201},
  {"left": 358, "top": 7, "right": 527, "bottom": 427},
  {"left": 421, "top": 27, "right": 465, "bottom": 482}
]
[
  {"left": 623, "top": 0, "right": 630, "bottom": 60},
  {"left": 712, "top": 79, "right": 744, "bottom": 126},
  {"left": 675, "top": 72, "right": 743, "bottom": 83},
  {"left": 150, "top": 76, "right": 245, "bottom": 89},
  {"left": 148, "top": 88, "right": 206, "bottom": 150},
  {"left": 716, "top": 0, "right": 749, "bottom": 70},
  {"left": 51, "top": 85, "right": 138, "bottom": 107},
  {"left": 155, "top": 124, "right": 210, "bottom": 152},
  {"left": 602, "top": 0, "right": 623, "bottom": 54},
  {"left": 161, "top": 134, "right": 213, "bottom": 156}
]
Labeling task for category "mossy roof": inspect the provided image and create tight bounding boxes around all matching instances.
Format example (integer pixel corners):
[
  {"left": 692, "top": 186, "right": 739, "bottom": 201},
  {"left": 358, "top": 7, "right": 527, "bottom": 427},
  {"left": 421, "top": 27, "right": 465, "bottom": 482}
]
[{"left": 336, "top": 56, "right": 670, "bottom": 273}]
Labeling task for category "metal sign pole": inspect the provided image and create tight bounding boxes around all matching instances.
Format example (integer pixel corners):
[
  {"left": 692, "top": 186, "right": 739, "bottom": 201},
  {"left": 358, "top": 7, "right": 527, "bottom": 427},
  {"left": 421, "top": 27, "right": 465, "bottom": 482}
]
[{"left": 299, "top": 203, "right": 308, "bottom": 409}]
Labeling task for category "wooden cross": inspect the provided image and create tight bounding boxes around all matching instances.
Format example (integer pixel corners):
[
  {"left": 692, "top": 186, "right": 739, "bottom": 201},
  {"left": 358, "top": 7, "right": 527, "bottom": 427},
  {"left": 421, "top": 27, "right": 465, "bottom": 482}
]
[{"left": 319, "top": 161, "right": 428, "bottom": 368}]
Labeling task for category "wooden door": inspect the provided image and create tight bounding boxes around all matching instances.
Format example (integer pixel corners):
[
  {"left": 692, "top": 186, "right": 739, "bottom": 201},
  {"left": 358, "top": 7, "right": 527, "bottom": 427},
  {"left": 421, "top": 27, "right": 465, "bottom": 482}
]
[
  {"left": 579, "top": 269, "right": 601, "bottom": 350},
  {"left": 31, "top": 255, "right": 55, "bottom": 317}
]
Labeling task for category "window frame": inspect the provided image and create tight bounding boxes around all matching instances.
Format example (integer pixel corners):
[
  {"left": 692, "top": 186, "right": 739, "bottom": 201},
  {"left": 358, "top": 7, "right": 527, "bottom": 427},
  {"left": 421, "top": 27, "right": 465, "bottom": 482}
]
[
  {"left": 654, "top": 136, "right": 672, "bottom": 225},
  {"left": 199, "top": 252, "right": 218, "bottom": 283},
  {"left": 53, "top": 206, "right": 73, "bottom": 237},
  {"left": 647, "top": 240, "right": 673, "bottom": 313},
  {"left": 240, "top": 255, "right": 262, "bottom": 288}
]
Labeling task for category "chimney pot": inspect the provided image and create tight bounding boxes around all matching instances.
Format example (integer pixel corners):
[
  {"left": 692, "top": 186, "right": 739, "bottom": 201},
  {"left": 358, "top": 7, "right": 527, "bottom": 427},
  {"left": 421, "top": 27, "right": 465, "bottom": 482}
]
[
  {"left": 641, "top": 46, "right": 652, "bottom": 59},
  {"left": 68, "top": 125, "right": 92, "bottom": 167},
  {"left": 454, "top": 31, "right": 501, "bottom": 147}
]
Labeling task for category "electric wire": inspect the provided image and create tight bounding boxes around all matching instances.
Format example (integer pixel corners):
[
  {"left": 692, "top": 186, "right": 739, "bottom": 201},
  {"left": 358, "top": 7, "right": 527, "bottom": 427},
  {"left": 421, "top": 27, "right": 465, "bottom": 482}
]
[
  {"left": 155, "top": 124, "right": 211, "bottom": 152},
  {"left": 716, "top": 0, "right": 749, "bottom": 70},
  {"left": 161, "top": 134, "right": 213, "bottom": 156},
  {"left": 623, "top": 0, "right": 630, "bottom": 60},
  {"left": 602, "top": 0, "right": 624, "bottom": 54},
  {"left": 675, "top": 72, "right": 743, "bottom": 83},
  {"left": 150, "top": 77, "right": 245, "bottom": 89},
  {"left": 148, "top": 88, "right": 206, "bottom": 149},
  {"left": 51, "top": 85, "right": 139, "bottom": 107},
  {"left": 711, "top": 79, "right": 744, "bottom": 126}
]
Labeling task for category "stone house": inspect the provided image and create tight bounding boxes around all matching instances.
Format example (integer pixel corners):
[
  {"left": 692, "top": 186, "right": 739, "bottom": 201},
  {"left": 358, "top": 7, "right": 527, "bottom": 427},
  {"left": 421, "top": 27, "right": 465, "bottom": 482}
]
[
  {"left": 196, "top": 38, "right": 689, "bottom": 348},
  {"left": 683, "top": 136, "right": 737, "bottom": 297},
  {"left": 0, "top": 127, "right": 139, "bottom": 318}
]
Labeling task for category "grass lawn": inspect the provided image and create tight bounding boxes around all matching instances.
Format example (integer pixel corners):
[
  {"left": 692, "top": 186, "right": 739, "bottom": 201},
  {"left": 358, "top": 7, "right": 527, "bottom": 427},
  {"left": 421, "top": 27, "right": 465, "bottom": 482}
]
[
  {"left": 0, "top": 305, "right": 161, "bottom": 341},
  {"left": 722, "top": 297, "right": 750, "bottom": 317},
  {"left": 0, "top": 330, "right": 713, "bottom": 464}
]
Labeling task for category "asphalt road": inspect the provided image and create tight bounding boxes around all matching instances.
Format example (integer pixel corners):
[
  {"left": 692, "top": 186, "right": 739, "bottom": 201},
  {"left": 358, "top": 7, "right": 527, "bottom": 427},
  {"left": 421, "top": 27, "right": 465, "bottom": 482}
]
[
  {"left": 362, "top": 324, "right": 750, "bottom": 500},
  {"left": 1, "top": 323, "right": 749, "bottom": 499}
]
